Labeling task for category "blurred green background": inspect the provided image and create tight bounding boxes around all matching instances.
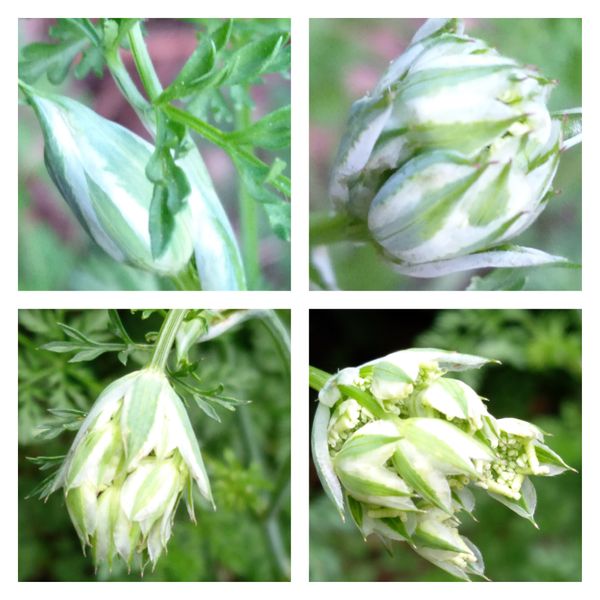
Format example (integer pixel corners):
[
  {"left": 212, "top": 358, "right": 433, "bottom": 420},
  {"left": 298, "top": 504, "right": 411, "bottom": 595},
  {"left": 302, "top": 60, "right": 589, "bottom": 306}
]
[
  {"left": 309, "top": 309, "right": 581, "bottom": 581},
  {"left": 19, "top": 309, "right": 290, "bottom": 581},
  {"left": 310, "top": 19, "right": 582, "bottom": 290},
  {"left": 18, "top": 19, "right": 291, "bottom": 291}
]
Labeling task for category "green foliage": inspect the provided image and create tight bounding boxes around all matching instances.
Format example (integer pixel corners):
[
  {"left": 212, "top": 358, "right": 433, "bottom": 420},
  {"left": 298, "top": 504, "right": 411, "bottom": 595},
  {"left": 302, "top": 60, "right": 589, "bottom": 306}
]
[
  {"left": 415, "top": 309, "right": 582, "bottom": 380},
  {"left": 19, "top": 309, "right": 290, "bottom": 581},
  {"left": 309, "top": 309, "right": 581, "bottom": 581},
  {"left": 153, "top": 18, "right": 291, "bottom": 248},
  {"left": 19, "top": 310, "right": 109, "bottom": 445},
  {"left": 19, "top": 19, "right": 104, "bottom": 84}
]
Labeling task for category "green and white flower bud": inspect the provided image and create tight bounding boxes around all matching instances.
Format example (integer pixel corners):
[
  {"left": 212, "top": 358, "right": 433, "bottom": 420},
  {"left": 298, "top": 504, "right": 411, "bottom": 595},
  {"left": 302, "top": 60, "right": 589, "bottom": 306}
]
[
  {"left": 50, "top": 368, "right": 213, "bottom": 570},
  {"left": 330, "top": 18, "right": 581, "bottom": 277},
  {"left": 21, "top": 86, "right": 245, "bottom": 289},
  {"left": 311, "top": 346, "right": 575, "bottom": 580}
]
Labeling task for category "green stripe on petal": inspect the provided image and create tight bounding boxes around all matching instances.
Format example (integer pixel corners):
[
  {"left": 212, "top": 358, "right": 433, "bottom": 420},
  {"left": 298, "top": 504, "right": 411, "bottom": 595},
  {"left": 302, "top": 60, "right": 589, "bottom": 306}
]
[
  {"left": 121, "top": 370, "right": 163, "bottom": 468},
  {"left": 534, "top": 442, "right": 576, "bottom": 475},
  {"left": 414, "top": 514, "right": 472, "bottom": 554},
  {"left": 338, "top": 384, "right": 387, "bottom": 419},
  {"left": 334, "top": 421, "right": 415, "bottom": 509},
  {"left": 399, "top": 418, "right": 494, "bottom": 477},
  {"left": 420, "top": 378, "right": 487, "bottom": 428},
  {"left": 120, "top": 460, "right": 182, "bottom": 523},
  {"left": 393, "top": 439, "right": 453, "bottom": 513},
  {"left": 164, "top": 383, "right": 214, "bottom": 507},
  {"left": 390, "top": 245, "right": 573, "bottom": 278},
  {"left": 487, "top": 476, "right": 538, "bottom": 527},
  {"left": 370, "top": 361, "right": 414, "bottom": 401},
  {"left": 65, "top": 482, "right": 98, "bottom": 546}
]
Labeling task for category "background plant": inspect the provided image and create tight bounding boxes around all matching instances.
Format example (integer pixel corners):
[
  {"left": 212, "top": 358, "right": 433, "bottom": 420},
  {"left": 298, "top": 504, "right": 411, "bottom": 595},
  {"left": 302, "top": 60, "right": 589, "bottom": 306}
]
[
  {"left": 19, "top": 309, "right": 290, "bottom": 581},
  {"left": 309, "top": 309, "right": 581, "bottom": 581},
  {"left": 19, "top": 18, "right": 291, "bottom": 291},
  {"left": 309, "top": 19, "right": 581, "bottom": 291}
]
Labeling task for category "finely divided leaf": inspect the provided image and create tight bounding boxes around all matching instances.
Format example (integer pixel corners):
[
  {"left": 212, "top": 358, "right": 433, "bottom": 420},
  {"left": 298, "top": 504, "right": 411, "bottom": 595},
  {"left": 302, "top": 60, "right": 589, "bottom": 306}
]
[
  {"left": 19, "top": 19, "right": 104, "bottom": 84},
  {"left": 226, "top": 105, "right": 291, "bottom": 150}
]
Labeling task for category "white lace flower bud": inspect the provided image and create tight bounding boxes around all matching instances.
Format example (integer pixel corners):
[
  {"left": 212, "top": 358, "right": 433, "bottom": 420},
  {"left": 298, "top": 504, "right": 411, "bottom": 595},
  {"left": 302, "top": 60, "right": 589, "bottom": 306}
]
[
  {"left": 52, "top": 368, "right": 213, "bottom": 570},
  {"left": 329, "top": 18, "right": 580, "bottom": 277}
]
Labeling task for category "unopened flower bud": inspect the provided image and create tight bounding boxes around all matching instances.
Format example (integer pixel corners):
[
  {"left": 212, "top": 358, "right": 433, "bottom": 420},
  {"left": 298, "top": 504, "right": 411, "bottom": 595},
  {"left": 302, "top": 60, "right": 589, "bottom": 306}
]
[
  {"left": 21, "top": 86, "right": 245, "bottom": 289},
  {"left": 50, "top": 368, "right": 213, "bottom": 570},
  {"left": 329, "top": 18, "right": 581, "bottom": 277}
]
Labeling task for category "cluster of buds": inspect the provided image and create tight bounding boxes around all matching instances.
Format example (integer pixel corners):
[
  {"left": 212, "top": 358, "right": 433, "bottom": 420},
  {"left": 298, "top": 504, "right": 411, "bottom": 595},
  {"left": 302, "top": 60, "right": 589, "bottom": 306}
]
[
  {"left": 311, "top": 348, "right": 574, "bottom": 580},
  {"left": 20, "top": 86, "right": 245, "bottom": 290},
  {"left": 329, "top": 19, "right": 581, "bottom": 277},
  {"left": 45, "top": 368, "right": 213, "bottom": 571}
]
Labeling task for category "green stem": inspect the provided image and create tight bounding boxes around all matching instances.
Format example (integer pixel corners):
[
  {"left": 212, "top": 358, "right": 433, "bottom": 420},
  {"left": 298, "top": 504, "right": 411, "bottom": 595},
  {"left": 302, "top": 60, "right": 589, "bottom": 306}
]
[
  {"left": 149, "top": 310, "right": 187, "bottom": 371},
  {"left": 309, "top": 366, "right": 332, "bottom": 391},
  {"left": 235, "top": 93, "right": 260, "bottom": 288},
  {"left": 264, "top": 452, "right": 291, "bottom": 522},
  {"left": 260, "top": 311, "right": 291, "bottom": 381},
  {"left": 310, "top": 211, "right": 370, "bottom": 246},
  {"left": 236, "top": 406, "right": 290, "bottom": 579},
  {"left": 105, "top": 51, "right": 154, "bottom": 132},
  {"left": 163, "top": 104, "right": 291, "bottom": 197},
  {"left": 170, "top": 262, "right": 201, "bottom": 291},
  {"left": 265, "top": 517, "right": 290, "bottom": 579},
  {"left": 127, "top": 22, "right": 163, "bottom": 101}
]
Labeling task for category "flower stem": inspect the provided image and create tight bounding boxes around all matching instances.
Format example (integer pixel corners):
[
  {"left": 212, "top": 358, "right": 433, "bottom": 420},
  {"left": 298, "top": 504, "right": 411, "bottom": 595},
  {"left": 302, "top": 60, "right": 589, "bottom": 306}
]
[
  {"left": 309, "top": 366, "right": 332, "bottom": 391},
  {"left": 310, "top": 211, "right": 370, "bottom": 246},
  {"left": 104, "top": 50, "right": 154, "bottom": 133},
  {"left": 235, "top": 90, "right": 260, "bottom": 288},
  {"left": 149, "top": 310, "right": 187, "bottom": 371},
  {"left": 127, "top": 22, "right": 163, "bottom": 101},
  {"left": 259, "top": 311, "right": 291, "bottom": 381}
]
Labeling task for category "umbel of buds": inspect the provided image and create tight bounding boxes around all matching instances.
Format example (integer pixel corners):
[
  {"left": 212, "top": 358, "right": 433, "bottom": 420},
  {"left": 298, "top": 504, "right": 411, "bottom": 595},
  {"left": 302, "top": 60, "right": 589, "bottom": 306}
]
[
  {"left": 45, "top": 368, "right": 213, "bottom": 571},
  {"left": 311, "top": 349, "right": 575, "bottom": 580},
  {"left": 20, "top": 85, "right": 245, "bottom": 290},
  {"left": 329, "top": 19, "right": 582, "bottom": 277}
]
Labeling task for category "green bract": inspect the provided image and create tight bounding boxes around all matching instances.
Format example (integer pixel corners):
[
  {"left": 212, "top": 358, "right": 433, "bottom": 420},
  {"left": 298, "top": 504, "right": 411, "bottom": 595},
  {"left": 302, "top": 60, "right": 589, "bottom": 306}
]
[
  {"left": 21, "top": 86, "right": 245, "bottom": 290},
  {"left": 47, "top": 368, "right": 213, "bottom": 571},
  {"left": 311, "top": 348, "right": 575, "bottom": 580},
  {"left": 330, "top": 18, "right": 581, "bottom": 277}
]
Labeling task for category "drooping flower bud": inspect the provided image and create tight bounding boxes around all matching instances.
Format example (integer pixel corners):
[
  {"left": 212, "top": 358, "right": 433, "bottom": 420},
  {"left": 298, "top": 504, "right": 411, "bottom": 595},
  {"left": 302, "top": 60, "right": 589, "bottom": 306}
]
[
  {"left": 311, "top": 347, "right": 575, "bottom": 580},
  {"left": 330, "top": 18, "right": 581, "bottom": 277},
  {"left": 49, "top": 368, "right": 213, "bottom": 571},
  {"left": 21, "top": 86, "right": 245, "bottom": 289}
]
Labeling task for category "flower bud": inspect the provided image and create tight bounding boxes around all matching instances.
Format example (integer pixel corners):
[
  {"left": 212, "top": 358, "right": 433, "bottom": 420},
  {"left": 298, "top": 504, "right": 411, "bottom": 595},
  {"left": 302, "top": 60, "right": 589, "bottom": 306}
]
[
  {"left": 50, "top": 368, "right": 213, "bottom": 570},
  {"left": 23, "top": 89, "right": 194, "bottom": 276},
  {"left": 21, "top": 87, "right": 245, "bottom": 289},
  {"left": 330, "top": 18, "right": 580, "bottom": 276}
]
